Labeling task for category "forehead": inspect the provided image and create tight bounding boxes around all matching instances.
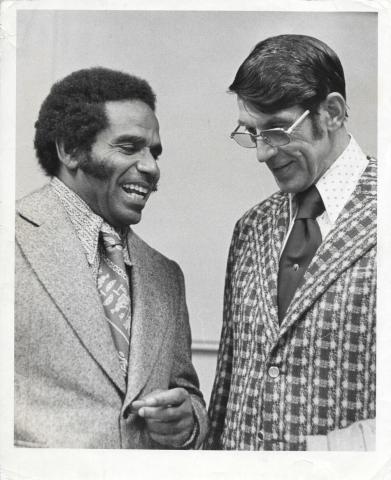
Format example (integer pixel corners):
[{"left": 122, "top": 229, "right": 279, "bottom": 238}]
[
  {"left": 102, "top": 99, "right": 159, "bottom": 138},
  {"left": 237, "top": 98, "right": 301, "bottom": 128}
]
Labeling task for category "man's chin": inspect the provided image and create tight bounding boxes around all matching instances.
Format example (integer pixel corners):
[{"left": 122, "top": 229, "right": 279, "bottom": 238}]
[
  {"left": 275, "top": 180, "right": 295, "bottom": 194},
  {"left": 120, "top": 212, "right": 142, "bottom": 227},
  {"left": 105, "top": 209, "right": 143, "bottom": 228},
  {"left": 275, "top": 178, "right": 310, "bottom": 194}
]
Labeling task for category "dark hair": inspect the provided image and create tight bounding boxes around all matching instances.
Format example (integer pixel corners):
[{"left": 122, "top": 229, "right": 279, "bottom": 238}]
[
  {"left": 34, "top": 67, "right": 156, "bottom": 176},
  {"left": 229, "top": 34, "right": 346, "bottom": 114}
]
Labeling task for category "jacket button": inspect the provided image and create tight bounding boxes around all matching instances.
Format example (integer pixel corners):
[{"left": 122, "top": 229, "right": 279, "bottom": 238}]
[
  {"left": 268, "top": 366, "right": 280, "bottom": 378},
  {"left": 258, "top": 431, "right": 264, "bottom": 441}
]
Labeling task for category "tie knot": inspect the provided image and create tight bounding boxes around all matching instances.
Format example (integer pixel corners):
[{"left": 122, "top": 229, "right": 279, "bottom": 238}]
[
  {"left": 100, "top": 229, "right": 123, "bottom": 251},
  {"left": 296, "top": 185, "right": 325, "bottom": 220}
]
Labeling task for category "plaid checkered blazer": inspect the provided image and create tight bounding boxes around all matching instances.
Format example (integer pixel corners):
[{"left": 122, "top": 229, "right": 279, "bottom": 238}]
[{"left": 205, "top": 158, "right": 376, "bottom": 450}]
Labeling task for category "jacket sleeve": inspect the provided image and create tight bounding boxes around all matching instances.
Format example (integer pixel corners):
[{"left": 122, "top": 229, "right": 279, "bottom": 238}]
[
  {"left": 203, "top": 223, "right": 239, "bottom": 449},
  {"left": 168, "top": 262, "right": 209, "bottom": 449}
]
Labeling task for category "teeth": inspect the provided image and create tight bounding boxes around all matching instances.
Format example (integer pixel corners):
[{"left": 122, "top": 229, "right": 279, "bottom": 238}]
[{"left": 122, "top": 184, "right": 149, "bottom": 197}]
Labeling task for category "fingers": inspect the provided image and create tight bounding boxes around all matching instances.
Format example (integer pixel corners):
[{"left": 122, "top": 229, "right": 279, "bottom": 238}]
[
  {"left": 146, "top": 412, "right": 194, "bottom": 447},
  {"left": 148, "top": 431, "right": 189, "bottom": 447},
  {"left": 140, "top": 405, "right": 181, "bottom": 421},
  {"left": 145, "top": 416, "right": 191, "bottom": 435},
  {"left": 129, "top": 388, "right": 188, "bottom": 416},
  {"left": 128, "top": 388, "right": 195, "bottom": 447},
  {"left": 129, "top": 400, "right": 145, "bottom": 413},
  {"left": 128, "top": 389, "right": 166, "bottom": 414},
  {"left": 140, "top": 400, "right": 192, "bottom": 422},
  {"left": 140, "top": 388, "right": 188, "bottom": 408}
]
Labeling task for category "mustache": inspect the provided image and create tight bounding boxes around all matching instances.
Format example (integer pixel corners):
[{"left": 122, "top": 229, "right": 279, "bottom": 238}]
[
  {"left": 78, "top": 152, "right": 160, "bottom": 192},
  {"left": 135, "top": 174, "right": 159, "bottom": 193},
  {"left": 123, "top": 175, "right": 159, "bottom": 194},
  {"left": 144, "top": 172, "right": 160, "bottom": 193},
  {"left": 78, "top": 161, "right": 159, "bottom": 192}
]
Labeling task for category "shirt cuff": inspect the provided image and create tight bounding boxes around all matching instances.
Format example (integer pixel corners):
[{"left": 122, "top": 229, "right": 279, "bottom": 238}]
[
  {"left": 306, "top": 419, "right": 376, "bottom": 451},
  {"left": 178, "top": 406, "right": 200, "bottom": 449}
]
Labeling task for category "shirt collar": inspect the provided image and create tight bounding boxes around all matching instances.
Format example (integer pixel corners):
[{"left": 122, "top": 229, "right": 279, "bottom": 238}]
[
  {"left": 316, "top": 135, "right": 368, "bottom": 224},
  {"left": 289, "top": 135, "right": 368, "bottom": 224},
  {"left": 50, "top": 177, "right": 131, "bottom": 267}
]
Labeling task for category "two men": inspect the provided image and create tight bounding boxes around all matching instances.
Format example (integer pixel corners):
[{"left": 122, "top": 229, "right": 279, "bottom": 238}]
[
  {"left": 206, "top": 35, "right": 376, "bottom": 450},
  {"left": 15, "top": 34, "right": 376, "bottom": 452},
  {"left": 15, "top": 68, "right": 208, "bottom": 448}
]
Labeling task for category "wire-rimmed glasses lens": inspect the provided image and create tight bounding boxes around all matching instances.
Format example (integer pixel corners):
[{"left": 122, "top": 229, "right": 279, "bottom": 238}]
[
  {"left": 231, "top": 130, "right": 290, "bottom": 148},
  {"left": 230, "top": 110, "right": 310, "bottom": 149}
]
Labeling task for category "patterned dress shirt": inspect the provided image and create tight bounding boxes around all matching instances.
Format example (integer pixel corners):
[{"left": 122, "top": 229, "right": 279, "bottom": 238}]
[{"left": 51, "top": 177, "right": 132, "bottom": 279}]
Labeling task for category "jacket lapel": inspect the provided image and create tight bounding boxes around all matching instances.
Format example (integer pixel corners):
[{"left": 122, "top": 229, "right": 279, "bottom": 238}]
[
  {"left": 16, "top": 186, "right": 126, "bottom": 393},
  {"left": 124, "top": 231, "right": 167, "bottom": 404},
  {"left": 279, "top": 158, "right": 377, "bottom": 336},
  {"left": 252, "top": 194, "right": 290, "bottom": 344}
]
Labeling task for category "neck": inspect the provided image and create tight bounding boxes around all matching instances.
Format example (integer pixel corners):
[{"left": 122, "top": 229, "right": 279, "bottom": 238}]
[
  {"left": 56, "top": 167, "right": 80, "bottom": 194},
  {"left": 329, "top": 125, "right": 350, "bottom": 165}
]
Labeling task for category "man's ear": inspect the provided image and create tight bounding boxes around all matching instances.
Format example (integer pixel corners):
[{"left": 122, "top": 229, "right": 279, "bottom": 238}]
[
  {"left": 55, "top": 140, "right": 80, "bottom": 171},
  {"left": 322, "top": 92, "right": 347, "bottom": 132}
]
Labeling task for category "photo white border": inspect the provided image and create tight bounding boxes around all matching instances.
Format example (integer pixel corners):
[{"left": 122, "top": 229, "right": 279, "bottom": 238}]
[{"left": 1, "top": 1, "right": 391, "bottom": 479}]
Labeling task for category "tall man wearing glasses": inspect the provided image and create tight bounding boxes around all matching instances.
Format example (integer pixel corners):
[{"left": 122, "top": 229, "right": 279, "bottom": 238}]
[{"left": 206, "top": 35, "right": 376, "bottom": 450}]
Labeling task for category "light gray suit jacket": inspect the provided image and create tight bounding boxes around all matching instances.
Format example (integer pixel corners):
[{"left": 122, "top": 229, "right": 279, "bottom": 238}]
[{"left": 15, "top": 185, "right": 208, "bottom": 448}]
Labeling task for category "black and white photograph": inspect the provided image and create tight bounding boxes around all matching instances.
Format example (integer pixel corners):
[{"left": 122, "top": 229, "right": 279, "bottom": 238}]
[{"left": 1, "top": 1, "right": 390, "bottom": 479}]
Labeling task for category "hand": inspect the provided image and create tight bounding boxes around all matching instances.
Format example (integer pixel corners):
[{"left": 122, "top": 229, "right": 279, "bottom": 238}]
[
  {"left": 306, "top": 419, "right": 376, "bottom": 451},
  {"left": 130, "top": 388, "right": 195, "bottom": 448}
]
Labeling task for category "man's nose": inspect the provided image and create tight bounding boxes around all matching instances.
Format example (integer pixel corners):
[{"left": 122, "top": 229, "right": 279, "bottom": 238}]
[
  {"left": 255, "top": 140, "right": 278, "bottom": 163},
  {"left": 136, "top": 149, "right": 160, "bottom": 177}
]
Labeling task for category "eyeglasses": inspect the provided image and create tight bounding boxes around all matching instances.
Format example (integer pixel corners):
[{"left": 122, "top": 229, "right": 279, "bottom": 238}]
[{"left": 230, "top": 110, "right": 310, "bottom": 148}]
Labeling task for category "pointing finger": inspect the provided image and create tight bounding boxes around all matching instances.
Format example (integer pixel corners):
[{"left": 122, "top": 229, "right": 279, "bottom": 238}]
[{"left": 142, "top": 388, "right": 188, "bottom": 407}]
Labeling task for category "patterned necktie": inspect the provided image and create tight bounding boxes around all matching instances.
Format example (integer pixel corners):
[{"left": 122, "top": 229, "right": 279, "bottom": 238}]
[
  {"left": 97, "top": 228, "right": 131, "bottom": 378},
  {"left": 277, "top": 185, "right": 325, "bottom": 322}
]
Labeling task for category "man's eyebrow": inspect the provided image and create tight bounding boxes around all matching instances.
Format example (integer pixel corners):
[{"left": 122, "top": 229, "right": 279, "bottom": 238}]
[
  {"left": 260, "top": 116, "right": 293, "bottom": 129},
  {"left": 238, "top": 115, "right": 290, "bottom": 130},
  {"left": 238, "top": 120, "right": 255, "bottom": 129},
  {"left": 239, "top": 115, "right": 293, "bottom": 130},
  {"left": 109, "top": 135, "right": 162, "bottom": 157},
  {"left": 111, "top": 135, "right": 146, "bottom": 145}
]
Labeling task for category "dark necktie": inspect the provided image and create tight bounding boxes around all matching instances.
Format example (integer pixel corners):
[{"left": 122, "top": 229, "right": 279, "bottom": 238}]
[
  {"left": 277, "top": 185, "right": 325, "bottom": 322},
  {"left": 97, "top": 229, "right": 132, "bottom": 378}
]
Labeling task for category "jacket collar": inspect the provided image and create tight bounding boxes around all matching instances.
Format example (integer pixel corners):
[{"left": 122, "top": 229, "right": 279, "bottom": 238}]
[
  {"left": 16, "top": 186, "right": 128, "bottom": 393},
  {"left": 17, "top": 185, "right": 169, "bottom": 400},
  {"left": 279, "top": 157, "right": 376, "bottom": 334},
  {"left": 248, "top": 157, "right": 376, "bottom": 347}
]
